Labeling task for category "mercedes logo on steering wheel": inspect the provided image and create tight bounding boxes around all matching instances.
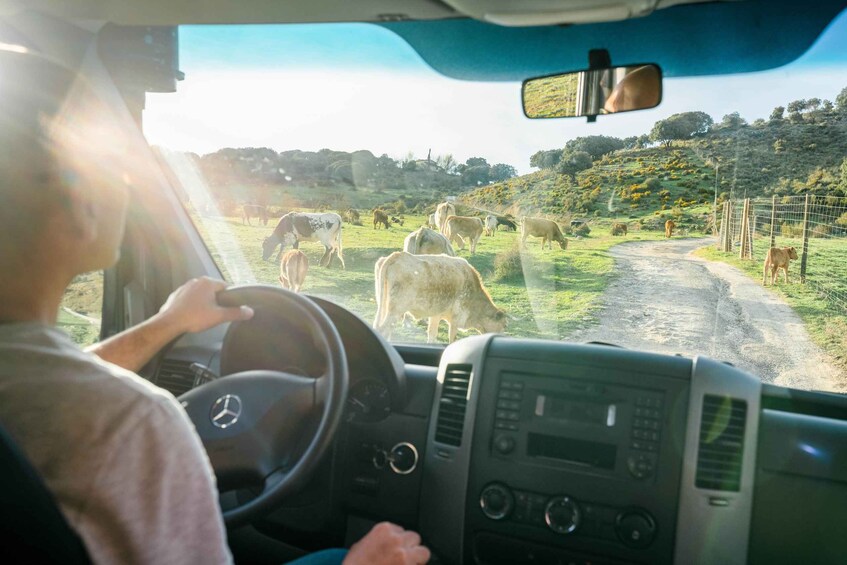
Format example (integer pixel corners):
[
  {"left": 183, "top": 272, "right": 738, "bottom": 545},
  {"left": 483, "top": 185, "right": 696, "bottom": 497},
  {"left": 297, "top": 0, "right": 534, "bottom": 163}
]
[{"left": 210, "top": 394, "right": 242, "bottom": 429}]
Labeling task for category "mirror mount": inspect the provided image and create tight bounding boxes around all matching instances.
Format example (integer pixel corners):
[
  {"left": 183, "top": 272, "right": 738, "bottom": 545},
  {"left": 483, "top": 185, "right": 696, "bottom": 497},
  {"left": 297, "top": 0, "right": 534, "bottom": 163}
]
[{"left": 586, "top": 49, "right": 612, "bottom": 122}]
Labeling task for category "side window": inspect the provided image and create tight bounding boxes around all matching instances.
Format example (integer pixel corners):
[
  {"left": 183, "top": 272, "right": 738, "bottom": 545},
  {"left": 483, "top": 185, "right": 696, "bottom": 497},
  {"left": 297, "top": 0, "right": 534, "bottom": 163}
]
[{"left": 59, "top": 271, "right": 104, "bottom": 346}]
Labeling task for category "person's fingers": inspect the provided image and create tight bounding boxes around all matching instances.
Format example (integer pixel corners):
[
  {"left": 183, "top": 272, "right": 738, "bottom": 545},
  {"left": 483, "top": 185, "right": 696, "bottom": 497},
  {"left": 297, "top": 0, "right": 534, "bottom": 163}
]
[
  {"left": 401, "top": 530, "right": 421, "bottom": 547},
  {"left": 204, "top": 277, "right": 228, "bottom": 291},
  {"left": 407, "top": 545, "right": 431, "bottom": 564},
  {"left": 219, "top": 305, "right": 254, "bottom": 322}
]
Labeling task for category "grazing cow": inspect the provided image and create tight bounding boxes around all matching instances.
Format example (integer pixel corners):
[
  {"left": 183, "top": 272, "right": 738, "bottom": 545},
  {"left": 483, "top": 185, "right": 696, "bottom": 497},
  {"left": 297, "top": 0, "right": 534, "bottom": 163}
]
[
  {"left": 373, "top": 209, "right": 391, "bottom": 229},
  {"left": 427, "top": 213, "right": 438, "bottom": 229},
  {"left": 611, "top": 222, "right": 628, "bottom": 236},
  {"left": 373, "top": 252, "right": 507, "bottom": 343},
  {"left": 262, "top": 212, "right": 345, "bottom": 268},
  {"left": 403, "top": 227, "right": 455, "bottom": 256},
  {"left": 278, "top": 250, "right": 309, "bottom": 293},
  {"left": 664, "top": 219, "right": 676, "bottom": 238},
  {"left": 762, "top": 246, "right": 799, "bottom": 286},
  {"left": 435, "top": 202, "right": 456, "bottom": 233},
  {"left": 484, "top": 214, "right": 498, "bottom": 236},
  {"left": 444, "top": 215, "right": 484, "bottom": 254},
  {"left": 391, "top": 216, "right": 405, "bottom": 227},
  {"left": 343, "top": 208, "right": 361, "bottom": 224},
  {"left": 241, "top": 204, "right": 269, "bottom": 226},
  {"left": 521, "top": 217, "right": 568, "bottom": 250},
  {"left": 496, "top": 216, "right": 518, "bottom": 231}
]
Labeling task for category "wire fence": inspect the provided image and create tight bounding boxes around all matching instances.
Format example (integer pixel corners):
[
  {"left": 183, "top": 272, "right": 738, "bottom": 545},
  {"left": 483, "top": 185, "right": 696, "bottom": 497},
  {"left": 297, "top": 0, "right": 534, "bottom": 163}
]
[{"left": 717, "top": 194, "right": 847, "bottom": 311}]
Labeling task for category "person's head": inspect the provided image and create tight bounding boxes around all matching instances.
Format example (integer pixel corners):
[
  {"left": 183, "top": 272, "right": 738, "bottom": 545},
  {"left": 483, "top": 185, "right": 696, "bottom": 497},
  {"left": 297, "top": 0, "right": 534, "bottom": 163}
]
[{"left": 0, "top": 47, "right": 134, "bottom": 278}]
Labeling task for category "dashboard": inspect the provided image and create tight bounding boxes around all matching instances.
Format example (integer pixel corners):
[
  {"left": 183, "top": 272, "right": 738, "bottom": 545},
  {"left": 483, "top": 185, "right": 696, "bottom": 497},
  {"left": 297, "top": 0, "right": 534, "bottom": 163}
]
[{"left": 152, "top": 298, "right": 847, "bottom": 565}]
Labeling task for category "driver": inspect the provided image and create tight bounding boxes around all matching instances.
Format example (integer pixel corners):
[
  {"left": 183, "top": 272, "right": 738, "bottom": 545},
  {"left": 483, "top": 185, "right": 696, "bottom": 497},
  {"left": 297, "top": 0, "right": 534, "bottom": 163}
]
[{"left": 0, "top": 48, "right": 430, "bottom": 565}]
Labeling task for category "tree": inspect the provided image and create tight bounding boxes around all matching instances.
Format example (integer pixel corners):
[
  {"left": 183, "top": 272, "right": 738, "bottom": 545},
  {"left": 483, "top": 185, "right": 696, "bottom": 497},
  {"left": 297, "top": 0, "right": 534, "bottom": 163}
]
[
  {"left": 837, "top": 86, "right": 847, "bottom": 113},
  {"left": 564, "top": 135, "right": 625, "bottom": 160},
  {"left": 649, "top": 112, "right": 713, "bottom": 147},
  {"left": 786, "top": 99, "right": 805, "bottom": 123},
  {"left": 530, "top": 149, "right": 562, "bottom": 170},
  {"left": 769, "top": 106, "right": 785, "bottom": 122},
  {"left": 622, "top": 136, "right": 639, "bottom": 150},
  {"left": 557, "top": 151, "right": 593, "bottom": 180},
  {"left": 465, "top": 157, "right": 489, "bottom": 168},
  {"left": 490, "top": 163, "right": 517, "bottom": 182},
  {"left": 720, "top": 112, "right": 747, "bottom": 130},
  {"left": 436, "top": 154, "right": 457, "bottom": 174}
]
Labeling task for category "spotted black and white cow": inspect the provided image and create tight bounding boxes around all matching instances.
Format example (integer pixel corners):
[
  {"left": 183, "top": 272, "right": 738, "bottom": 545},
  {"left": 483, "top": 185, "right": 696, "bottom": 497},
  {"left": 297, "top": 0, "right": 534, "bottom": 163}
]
[{"left": 262, "top": 212, "right": 345, "bottom": 268}]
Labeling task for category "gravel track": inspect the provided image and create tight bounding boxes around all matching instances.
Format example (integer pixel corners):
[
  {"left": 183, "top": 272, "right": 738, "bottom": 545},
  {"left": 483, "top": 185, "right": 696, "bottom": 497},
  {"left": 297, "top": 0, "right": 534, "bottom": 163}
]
[{"left": 571, "top": 238, "right": 842, "bottom": 391}]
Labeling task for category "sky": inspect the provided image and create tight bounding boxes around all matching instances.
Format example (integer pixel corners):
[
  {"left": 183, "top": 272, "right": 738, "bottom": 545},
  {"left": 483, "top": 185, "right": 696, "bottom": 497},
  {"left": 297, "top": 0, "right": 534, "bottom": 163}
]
[{"left": 143, "top": 10, "right": 847, "bottom": 175}]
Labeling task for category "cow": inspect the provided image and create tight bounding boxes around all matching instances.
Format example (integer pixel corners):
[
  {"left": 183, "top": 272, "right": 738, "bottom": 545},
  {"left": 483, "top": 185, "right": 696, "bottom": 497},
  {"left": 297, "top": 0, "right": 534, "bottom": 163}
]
[
  {"left": 665, "top": 219, "right": 676, "bottom": 238},
  {"left": 427, "top": 213, "right": 438, "bottom": 229},
  {"left": 391, "top": 216, "right": 405, "bottom": 227},
  {"left": 496, "top": 216, "right": 518, "bottom": 231},
  {"left": 611, "top": 222, "right": 628, "bottom": 236},
  {"left": 484, "top": 214, "right": 498, "bottom": 236},
  {"left": 521, "top": 217, "right": 568, "bottom": 250},
  {"left": 373, "top": 209, "right": 391, "bottom": 230},
  {"left": 278, "top": 250, "right": 309, "bottom": 293},
  {"left": 403, "top": 227, "right": 455, "bottom": 256},
  {"left": 762, "top": 246, "right": 799, "bottom": 286},
  {"left": 262, "top": 212, "right": 345, "bottom": 268},
  {"left": 373, "top": 251, "right": 507, "bottom": 343},
  {"left": 343, "top": 208, "right": 361, "bottom": 225},
  {"left": 241, "top": 204, "right": 269, "bottom": 226},
  {"left": 435, "top": 202, "right": 456, "bottom": 234},
  {"left": 444, "top": 215, "right": 484, "bottom": 254}
]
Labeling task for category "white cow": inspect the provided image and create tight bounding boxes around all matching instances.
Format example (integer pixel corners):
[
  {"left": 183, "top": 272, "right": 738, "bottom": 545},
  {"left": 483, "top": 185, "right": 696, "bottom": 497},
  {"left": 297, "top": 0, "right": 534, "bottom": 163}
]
[
  {"left": 373, "top": 252, "right": 506, "bottom": 343},
  {"left": 403, "top": 227, "right": 455, "bottom": 256},
  {"left": 484, "top": 214, "right": 498, "bottom": 236},
  {"left": 434, "top": 202, "right": 456, "bottom": 234},
  {"left": 262, "top": 212, "right": 345, "bottom": 268}
]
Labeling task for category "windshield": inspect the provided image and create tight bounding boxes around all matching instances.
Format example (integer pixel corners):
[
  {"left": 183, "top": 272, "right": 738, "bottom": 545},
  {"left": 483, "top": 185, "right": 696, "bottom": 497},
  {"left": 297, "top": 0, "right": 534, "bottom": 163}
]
[{"left": 144, "top": 14, "right": 847, "bottom": 393}]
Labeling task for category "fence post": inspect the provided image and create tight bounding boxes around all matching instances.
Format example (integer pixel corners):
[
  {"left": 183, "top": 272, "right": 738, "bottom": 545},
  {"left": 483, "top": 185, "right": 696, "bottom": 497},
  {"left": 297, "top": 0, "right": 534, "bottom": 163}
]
[
  {"left": 800, "top": 193, "right": 811, "bottom": 283},
  {"left": 724, "top": 200, "right": 734, "bottom": 253},
  {"left": 739, "top": 198, "right": 753, "bottom": 260},
  {"left": 718, "top": 202, "right": 726, "bottom": 250},
  {"left": 769, "top": 195, "right": 776, "bottom": 249}
]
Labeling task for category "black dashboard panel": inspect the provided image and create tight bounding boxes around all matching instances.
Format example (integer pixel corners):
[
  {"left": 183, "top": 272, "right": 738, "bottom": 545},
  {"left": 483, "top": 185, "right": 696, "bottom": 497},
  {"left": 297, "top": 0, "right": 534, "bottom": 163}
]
[{"left": 465, "top": 340, "right": 691, "bottom": 565}]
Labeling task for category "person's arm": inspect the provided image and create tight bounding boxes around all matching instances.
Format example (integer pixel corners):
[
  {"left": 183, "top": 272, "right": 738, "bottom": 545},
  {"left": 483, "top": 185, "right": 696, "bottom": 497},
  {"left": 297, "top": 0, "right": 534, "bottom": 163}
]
[{"left": 86, "top": 277, "right": 253, "bottom": 372}]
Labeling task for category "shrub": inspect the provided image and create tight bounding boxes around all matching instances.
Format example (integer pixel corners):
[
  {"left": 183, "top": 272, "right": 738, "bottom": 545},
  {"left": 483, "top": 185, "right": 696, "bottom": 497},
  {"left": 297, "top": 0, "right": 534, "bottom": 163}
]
[
  {"left": 574, "top": 223, "right": 591, "bottom": 236},
  {"left": 781, "top": 222, "right": 803, "bottom": 237},
  {"left": 494, "top": 245, "right": 524, "bottom": 282},
  {"left": 811, "top": 224, "right": 831, "bottom": 238}
]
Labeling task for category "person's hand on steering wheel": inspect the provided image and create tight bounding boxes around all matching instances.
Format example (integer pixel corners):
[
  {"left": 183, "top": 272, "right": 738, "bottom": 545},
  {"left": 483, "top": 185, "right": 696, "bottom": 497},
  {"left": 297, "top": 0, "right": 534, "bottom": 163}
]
[{"left": 344, "top": 522, "right": 431, "bottom": 565}]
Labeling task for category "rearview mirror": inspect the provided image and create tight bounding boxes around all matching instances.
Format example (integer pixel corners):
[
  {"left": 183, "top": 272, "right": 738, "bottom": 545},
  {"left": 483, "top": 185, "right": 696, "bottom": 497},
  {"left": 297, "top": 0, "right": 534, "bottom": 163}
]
[{"left": 522, "top": 64, "right": 662, "bottom": 119}]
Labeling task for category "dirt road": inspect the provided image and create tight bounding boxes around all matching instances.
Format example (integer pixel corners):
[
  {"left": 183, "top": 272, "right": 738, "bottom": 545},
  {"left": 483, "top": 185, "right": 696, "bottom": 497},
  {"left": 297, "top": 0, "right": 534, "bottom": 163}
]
[{"left": 571, "top": 238, "right": 842, "bottom": 391}]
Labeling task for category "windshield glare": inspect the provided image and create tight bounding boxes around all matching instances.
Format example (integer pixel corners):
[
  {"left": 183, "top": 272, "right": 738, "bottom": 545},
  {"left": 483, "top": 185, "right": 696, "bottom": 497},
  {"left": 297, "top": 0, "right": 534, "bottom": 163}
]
[{"left": 144, "top": 14, "right": 847, "bottom": 393}]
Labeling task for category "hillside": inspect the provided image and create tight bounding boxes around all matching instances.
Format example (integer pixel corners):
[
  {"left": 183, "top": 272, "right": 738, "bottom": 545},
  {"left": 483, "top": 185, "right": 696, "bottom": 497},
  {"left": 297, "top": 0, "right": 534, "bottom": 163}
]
[{"left": 463, "top": 99, "right": 847, "bottom": 227}]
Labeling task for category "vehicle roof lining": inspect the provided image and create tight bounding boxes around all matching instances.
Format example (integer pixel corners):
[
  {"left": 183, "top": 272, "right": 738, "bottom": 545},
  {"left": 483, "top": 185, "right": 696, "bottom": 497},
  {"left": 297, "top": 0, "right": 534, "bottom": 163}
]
[{"left": 378, "top": 0, "right": 847, "bottom": 80}]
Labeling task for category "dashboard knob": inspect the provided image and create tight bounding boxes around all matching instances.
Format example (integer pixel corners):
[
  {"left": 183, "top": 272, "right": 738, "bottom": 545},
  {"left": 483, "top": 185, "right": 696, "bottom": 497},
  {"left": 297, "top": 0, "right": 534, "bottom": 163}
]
[
  {"left": 493, "top": 435, "right": 516, "bottom": 455},
  {"left": 615, "top": 510, "right": 656, "bottom": 548},
  {"left": 544, "top": 496, "right": 581, "bottom": 534},
  {"left": 480, "top": 483, "right": 514, "bottom": 520},
  {"left": 388, "top": 442, "right": 418, "bottom": 475}
]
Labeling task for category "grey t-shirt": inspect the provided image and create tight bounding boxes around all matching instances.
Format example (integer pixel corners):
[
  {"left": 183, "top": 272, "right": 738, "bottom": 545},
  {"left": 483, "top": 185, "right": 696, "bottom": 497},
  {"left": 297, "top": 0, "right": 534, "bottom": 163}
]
[{"left": 0, "top": 323, "right": 233, "bottom": 564}]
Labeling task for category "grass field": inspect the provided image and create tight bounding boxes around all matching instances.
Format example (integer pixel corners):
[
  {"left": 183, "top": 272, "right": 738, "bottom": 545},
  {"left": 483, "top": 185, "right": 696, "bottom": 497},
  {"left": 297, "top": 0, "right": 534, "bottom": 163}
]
[
  {"left": 195, "top": 212, "right": 683, "bottom": 343},
  {"left": 695, "top": 236, "right": 847, "bottom": 374}
]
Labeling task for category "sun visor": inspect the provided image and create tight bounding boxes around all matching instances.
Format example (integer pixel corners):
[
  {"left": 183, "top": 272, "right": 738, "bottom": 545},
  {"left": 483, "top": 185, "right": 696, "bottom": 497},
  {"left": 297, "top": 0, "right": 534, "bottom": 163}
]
[{"left": 378, "top": 0, "right": 846, "bottom": 80}]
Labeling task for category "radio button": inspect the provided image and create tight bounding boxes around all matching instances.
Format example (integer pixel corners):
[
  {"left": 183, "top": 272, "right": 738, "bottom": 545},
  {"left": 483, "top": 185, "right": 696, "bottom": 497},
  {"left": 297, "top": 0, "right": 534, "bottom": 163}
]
[
  {"left": 544, "top": 496, "right": 581, "bottom": 534},
  {"left": 480, "top": 484, "right": 514, "bottom": 521},
  {"left": 493, "top": 435, "right": 516, "bottom": 455},
  {"left": 627, "top": 454, "right": 656, "bottom": 479}
]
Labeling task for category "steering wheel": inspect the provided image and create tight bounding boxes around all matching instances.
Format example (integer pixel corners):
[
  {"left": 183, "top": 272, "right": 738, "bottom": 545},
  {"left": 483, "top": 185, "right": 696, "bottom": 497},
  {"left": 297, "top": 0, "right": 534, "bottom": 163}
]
[{"left": 179, "top": 285, "right": 349, "bottom": 528}]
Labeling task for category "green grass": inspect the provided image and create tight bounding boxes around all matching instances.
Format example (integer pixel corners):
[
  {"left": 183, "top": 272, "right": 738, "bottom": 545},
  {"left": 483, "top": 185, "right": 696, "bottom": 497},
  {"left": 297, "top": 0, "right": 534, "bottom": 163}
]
[
  {"left": 195, "top": 212, "right": 681, "bottom": 343},
  {"left": 695, "top": 238, "right": 847, "bottom": 375},
  {"left": 58, "top": 271, "right": 103, "bottom": 346}
]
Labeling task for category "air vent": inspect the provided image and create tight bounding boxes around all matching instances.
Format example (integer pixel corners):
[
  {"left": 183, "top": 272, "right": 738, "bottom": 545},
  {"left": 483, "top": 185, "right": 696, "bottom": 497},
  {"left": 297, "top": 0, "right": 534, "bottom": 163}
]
[
  {"left": 155, "top": 360, "right": 195, "bottom": 397},
  {"left": 434, "top": 364, "right": 473, "bottom": 447},
  {"left": 695, "top": 395, "right": 747, "bottom": 492}
]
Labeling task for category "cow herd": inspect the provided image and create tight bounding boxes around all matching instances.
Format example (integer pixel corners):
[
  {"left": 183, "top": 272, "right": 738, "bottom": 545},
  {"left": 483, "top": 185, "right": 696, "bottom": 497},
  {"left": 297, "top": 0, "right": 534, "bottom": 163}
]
[
  {"left": 249, "top": 201, "right": 680, "bottom": 343},
  {"left": 252, "top": 202, "right": 580, "bottom": 343}
]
